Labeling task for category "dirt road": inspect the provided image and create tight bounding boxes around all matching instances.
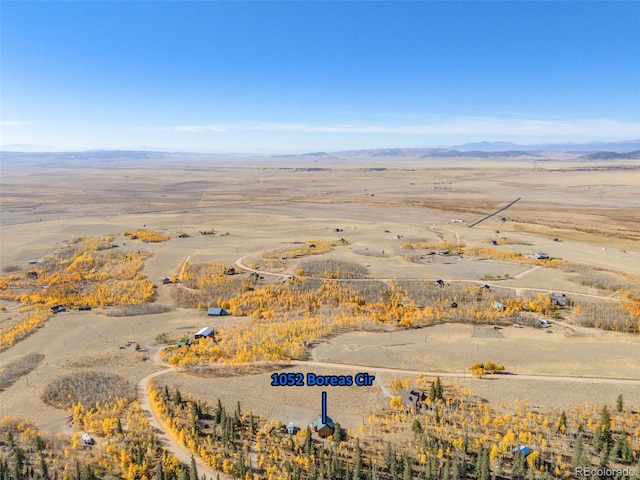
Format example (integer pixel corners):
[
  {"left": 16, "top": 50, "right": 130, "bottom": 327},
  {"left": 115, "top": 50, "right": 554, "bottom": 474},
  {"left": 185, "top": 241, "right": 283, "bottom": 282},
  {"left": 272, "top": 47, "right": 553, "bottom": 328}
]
[
  {"left": 136, "top": 366, "right": 232, "bottom": 480},
  {"left": 234, "top": 253, "right": 625, "bottom": 303},
  {"left": 289, "top": 360, "right": 640, "bottom": 386}
]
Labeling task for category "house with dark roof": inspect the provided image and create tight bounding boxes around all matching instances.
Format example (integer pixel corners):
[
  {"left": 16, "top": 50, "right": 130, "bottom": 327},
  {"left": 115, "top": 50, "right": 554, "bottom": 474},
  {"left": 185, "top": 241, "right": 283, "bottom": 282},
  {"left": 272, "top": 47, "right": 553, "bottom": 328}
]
[
  {"left": 550, "top": 293, "right": 568, "bottom": 307},
  {"left": 51, "top": 305, "right": 66, "bottom": 314}
]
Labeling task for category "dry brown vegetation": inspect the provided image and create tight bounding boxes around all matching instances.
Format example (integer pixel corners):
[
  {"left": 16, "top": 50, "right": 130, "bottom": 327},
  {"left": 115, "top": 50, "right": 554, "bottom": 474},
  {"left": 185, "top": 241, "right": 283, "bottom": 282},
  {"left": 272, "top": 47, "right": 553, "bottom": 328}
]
[
  {"left": 298, "top": 259, "right": 371, "bottom": 279},
  {"left": 0, "top": 353, "right": 44, "bottom": 392},
  {"left": 2, "top": 155, "right": 640, "bottom": 479},
  {"left": 42, "top": 371, "right": 134, "bottom": 409},
  {"left": 104, "top": 303, "right": 173, "bottom": 317},
  {"left": 559, "top": 262, "right": 639, "bottom": 293}
]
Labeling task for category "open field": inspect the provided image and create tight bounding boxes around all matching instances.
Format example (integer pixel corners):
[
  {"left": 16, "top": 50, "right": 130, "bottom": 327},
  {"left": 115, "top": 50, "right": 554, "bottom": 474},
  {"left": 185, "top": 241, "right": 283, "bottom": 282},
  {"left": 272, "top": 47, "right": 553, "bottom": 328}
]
[{"left": 1, "top": 154, "right": 639, "bottom": 477}]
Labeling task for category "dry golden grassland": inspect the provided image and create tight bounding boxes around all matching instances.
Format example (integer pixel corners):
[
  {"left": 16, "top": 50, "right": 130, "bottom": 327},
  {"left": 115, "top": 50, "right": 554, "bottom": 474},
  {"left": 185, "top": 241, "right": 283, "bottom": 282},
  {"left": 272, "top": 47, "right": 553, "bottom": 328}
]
[{"left": 1, "top": 154, "right": 639, "bottom": 478}]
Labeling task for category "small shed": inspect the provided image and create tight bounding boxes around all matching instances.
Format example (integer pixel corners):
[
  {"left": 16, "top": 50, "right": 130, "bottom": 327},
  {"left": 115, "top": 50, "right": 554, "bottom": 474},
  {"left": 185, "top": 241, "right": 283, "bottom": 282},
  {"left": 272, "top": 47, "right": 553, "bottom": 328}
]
[
  {"left": 493, "top": 301, "right": 505, "bottom": 311},
  {"left": 51, "top": 305, "right": 66, "bottom": 314},
  {"left": 512, "top": 445, "right": 533, "bottom": 457},
  {"left": 434, "top": 279, "right": 446, "bottom": 287},
  {"left": 207, "top": 307, "right": 229, "bottom": 316},
  {"left": 194, "top": 327, "right": 215, "bottom": 339},
  {"left": 550, "top": 294, "right": 568, "bottom": 307},
  {"left": 162, "top": 277, "right": 172, "bottom": 285},
  {"left": 27, "top": 271, "right": 39, "bottom": 280},
  {"left": 312, "top": 416, "right": 335, "bottom": 438}
]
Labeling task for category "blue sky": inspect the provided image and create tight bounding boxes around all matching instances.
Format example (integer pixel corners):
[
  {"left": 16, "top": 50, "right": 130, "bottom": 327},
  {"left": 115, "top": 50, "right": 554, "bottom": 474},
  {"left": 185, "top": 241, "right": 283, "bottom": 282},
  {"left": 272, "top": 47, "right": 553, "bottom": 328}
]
[{"left": 2, "top": 1, "right": 639, "bottom": 153}]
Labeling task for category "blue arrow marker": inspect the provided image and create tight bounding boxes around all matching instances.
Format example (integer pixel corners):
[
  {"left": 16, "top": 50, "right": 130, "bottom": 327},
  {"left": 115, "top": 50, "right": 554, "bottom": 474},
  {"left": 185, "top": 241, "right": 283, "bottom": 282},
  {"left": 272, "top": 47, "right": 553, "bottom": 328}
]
[{"left": 321, "top": 391, "right": 327, "bottom": 424}]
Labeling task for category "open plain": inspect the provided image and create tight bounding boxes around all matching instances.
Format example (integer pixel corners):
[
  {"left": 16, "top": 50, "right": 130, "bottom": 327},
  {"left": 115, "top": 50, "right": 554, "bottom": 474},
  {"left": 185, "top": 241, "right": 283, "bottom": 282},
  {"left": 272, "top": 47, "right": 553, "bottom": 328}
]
[{"left": 1, "top": 152, "right": 639, "bottom": 477}]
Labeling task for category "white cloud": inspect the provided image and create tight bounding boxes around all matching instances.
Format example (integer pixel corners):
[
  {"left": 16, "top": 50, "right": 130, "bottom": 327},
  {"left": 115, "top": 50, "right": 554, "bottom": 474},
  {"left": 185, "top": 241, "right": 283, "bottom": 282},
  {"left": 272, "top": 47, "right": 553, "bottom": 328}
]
[
  {"left": 173, "top": 125, "right": 227, "bottom": 133},
  {"left": 171, "top": 117, "right": 640, "bottom": 138},
  {"left": 1, "top": 121, "right": 33, "bottom": 127}
]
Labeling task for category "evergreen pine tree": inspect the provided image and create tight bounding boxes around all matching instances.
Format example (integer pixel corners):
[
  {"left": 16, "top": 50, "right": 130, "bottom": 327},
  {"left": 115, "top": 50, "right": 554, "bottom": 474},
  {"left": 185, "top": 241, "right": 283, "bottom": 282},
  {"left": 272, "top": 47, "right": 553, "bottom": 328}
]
[
  {"left": 402, "top": 453, "right": 412, "bottom": 480},
  {"left": 304, "top": 427, "right": 313, "bottom": 457},
  {"left": 189, "top": 456, "right": 198, "bottom": 480},
  {"left": 412, "top": 418, "right": 423, "bottom": 435},
  {"left": 390, "top": 452, "right": 398, "bottom": 480},
  {"left": 83, "top": 465, "right": 96, "bottom": 480},
  {"left": 249, "top": 412, "right": 256, "bottom": 434},
  {"left": 333, "top": 422, "right": 342, "bottom": 445},
  {"left": 429, "top": 383, "right": 437, "bottom": 402},
  {"left": 451, "top": 460, "right": 460, "bottom": 480},
  {"left": 353, "top": 439, "right": 362, "bottom": 480},
  {"left": 371, "top": 463, "right": 379, "bottom": 480},
  {"left": 236, "top": 450, "right": 246, "bottom": 479},
  {"left": 156, "top": 458, "right": 165, "bottom": 480},
  {"left": 475, "top": 447, "right": 490, "bottom": 480},
  {"left": 570, "top": 433, "right": 587, "bottom": 471},
  {"left": 435, "top": 377, "right": 444, "bottom": 400},
  {"left": 173, "top": 388, "right": 182, "bottom": 406},
  {"left": 511, "top": 451, "right": 526, "bottom": 480},
  {"left": 441, "top": 459, "right": 450, "bottom": 480},
  {"left": 556, "top": 411, "right": 567, "bottom": 433},
  {"left": 424, "top": 457, "right": 432, "bottom": 480},
  {"left": 617, "top": 394, "right": 624, "bottom": 413},
  {"left": 593, "top": 406, "right": 612, "bottom": 455},
  {"left": 214, "top": 399, "right": 223, "bottom": 424}
]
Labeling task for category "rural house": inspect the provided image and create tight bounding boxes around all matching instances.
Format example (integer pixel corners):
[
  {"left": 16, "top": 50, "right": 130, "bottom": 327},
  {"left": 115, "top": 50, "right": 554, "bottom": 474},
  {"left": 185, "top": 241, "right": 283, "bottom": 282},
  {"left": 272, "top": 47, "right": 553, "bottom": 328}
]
[
  {"left": 207, "top": 307, "right": 229, "bottom": 316},
  {"left": 312, "top": 416, "right": 335, "bottom": 438}
]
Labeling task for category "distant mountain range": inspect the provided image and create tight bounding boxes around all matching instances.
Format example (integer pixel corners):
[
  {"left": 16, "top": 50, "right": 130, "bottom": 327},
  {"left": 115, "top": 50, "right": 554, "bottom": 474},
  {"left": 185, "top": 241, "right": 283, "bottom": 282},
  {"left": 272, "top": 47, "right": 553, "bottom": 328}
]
[
  {"left": 1, "top": 150, "right": 173, "bottom": 161},
  {"left": 450, "top": 139, "right": 640, "bottom": 153},
  {"left": 577, "top": 150, "right": 640, "bottom": 160},
  {"left": 3, "top": 139, "right": 640, "bottom": 161}
]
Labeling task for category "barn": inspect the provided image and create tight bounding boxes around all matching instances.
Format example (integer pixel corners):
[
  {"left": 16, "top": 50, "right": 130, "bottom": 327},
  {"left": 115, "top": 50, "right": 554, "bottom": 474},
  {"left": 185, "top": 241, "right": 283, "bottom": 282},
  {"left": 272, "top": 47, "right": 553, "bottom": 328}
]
[
  {"left": 207, "top": 307, "right": 229, "bottom": 316},
  {"left": 194, "top": 327, "right": 215, "bottom": 339}
]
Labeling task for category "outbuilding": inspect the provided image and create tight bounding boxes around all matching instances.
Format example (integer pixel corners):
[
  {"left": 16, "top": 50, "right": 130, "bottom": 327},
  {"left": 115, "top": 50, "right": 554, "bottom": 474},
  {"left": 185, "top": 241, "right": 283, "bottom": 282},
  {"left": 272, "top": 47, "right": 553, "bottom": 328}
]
[
  {"left": 207, "top": 307, "right": 229, "bottom": 316},
  {"left": 550, "top": 294, "right": 568, "bottom": 307},
  {"left": 512, "top": 445, "right": 533, "bottom": 457},
  {"left": 194, "top": 327, "right": 215, "bottom": 339}
]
